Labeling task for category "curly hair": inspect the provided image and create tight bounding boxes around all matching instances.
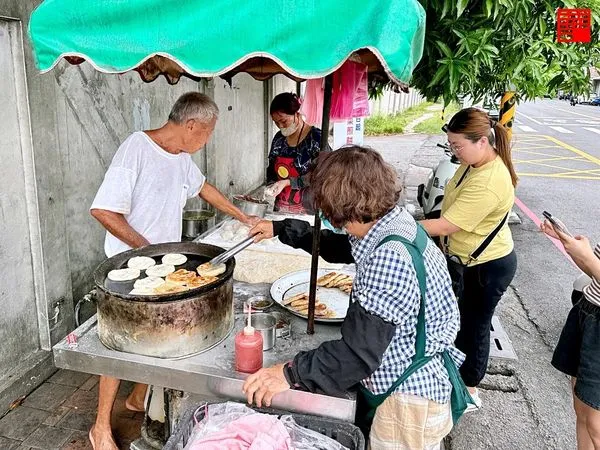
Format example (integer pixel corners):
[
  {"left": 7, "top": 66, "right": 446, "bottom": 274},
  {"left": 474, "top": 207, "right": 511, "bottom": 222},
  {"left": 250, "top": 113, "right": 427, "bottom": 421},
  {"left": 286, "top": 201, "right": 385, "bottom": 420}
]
[{"left": 310, "top": 146, "right": 401, "bottom": 228}]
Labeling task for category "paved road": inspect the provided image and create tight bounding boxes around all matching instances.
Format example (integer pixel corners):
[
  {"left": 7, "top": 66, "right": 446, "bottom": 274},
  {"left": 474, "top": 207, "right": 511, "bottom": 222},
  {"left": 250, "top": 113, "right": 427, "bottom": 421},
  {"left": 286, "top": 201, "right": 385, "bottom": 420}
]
[{"left": 512, "top": 99, "right": 600, "bottom": 346}]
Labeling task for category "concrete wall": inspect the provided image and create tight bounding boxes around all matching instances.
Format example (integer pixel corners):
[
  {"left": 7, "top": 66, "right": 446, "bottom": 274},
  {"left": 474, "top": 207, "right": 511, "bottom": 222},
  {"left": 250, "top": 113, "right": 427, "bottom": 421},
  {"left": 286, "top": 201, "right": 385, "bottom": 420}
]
[
  {"left": 369, "top": 88, "right": 425, "bottom": 116},
  {"left": 0, "top": 0, "right": 270, "bottom": 407}
]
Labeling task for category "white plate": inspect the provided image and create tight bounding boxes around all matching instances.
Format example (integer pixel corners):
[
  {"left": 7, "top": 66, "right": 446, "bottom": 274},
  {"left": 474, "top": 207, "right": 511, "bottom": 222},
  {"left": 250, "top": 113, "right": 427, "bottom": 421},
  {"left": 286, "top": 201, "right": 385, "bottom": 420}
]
[{"left": 270, "top": 269, "right": 355, "bottom": 323}]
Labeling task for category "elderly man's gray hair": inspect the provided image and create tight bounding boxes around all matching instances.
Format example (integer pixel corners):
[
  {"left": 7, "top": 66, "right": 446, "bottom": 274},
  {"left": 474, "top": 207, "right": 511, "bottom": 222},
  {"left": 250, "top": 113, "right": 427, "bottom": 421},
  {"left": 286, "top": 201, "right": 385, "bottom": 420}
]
[{"left": 169, "top": 92, "right": 219, "bottom": 124}]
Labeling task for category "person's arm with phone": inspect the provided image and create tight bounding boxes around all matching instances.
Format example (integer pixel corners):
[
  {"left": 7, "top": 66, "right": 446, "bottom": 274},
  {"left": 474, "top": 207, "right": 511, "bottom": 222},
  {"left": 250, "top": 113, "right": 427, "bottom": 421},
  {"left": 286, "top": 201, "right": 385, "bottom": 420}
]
[{"left": 540, "top": 221, "right": 600, "bottom": 280}]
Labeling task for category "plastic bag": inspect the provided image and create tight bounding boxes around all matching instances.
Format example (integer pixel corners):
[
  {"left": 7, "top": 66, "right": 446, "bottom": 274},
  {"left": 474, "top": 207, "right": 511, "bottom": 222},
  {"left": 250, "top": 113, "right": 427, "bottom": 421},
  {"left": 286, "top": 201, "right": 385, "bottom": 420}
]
[
  {"left": 184, "top": 402, "right": 348, "bottom": 450},
  {"left": 330, "top": 60, "right": 369, "bottom": 121},
  {"left": 301, "top": 78, "right": 325, "bottom": 126},
  {"left": 280, "top": 415, "right": 347, "bottom": 450}
]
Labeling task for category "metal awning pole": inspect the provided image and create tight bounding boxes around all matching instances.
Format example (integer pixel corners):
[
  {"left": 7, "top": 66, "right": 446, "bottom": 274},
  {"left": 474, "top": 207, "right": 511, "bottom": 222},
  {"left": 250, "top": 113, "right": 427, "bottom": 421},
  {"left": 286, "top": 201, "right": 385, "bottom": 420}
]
[{"left": 307, "top": 74, "right": 333, "bottom": 334}]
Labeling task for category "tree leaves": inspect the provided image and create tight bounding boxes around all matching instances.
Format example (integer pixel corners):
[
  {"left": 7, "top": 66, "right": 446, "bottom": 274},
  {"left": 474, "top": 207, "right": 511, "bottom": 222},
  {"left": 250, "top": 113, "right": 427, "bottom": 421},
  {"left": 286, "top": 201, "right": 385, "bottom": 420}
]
[{"left": 410, "top": 0, "right": 600, "bottom": 106}]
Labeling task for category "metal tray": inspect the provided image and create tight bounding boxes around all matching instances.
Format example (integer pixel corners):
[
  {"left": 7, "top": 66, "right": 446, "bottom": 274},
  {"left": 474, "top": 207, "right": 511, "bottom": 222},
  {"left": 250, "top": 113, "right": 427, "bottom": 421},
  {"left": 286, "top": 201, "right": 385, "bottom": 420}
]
[{"left": 270, "top": 269, "right": 355, "bottom": 323}]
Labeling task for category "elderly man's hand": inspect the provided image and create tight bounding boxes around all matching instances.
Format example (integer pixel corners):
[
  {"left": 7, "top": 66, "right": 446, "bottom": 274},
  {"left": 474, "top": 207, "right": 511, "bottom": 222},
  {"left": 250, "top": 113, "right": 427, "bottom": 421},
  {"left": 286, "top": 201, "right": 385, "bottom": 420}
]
[
  {"left": 242, "top": 364, "right": 290, "bottom": 408},
  {"left": 250, "top": 220, "right": 274, "bottom": 243}
]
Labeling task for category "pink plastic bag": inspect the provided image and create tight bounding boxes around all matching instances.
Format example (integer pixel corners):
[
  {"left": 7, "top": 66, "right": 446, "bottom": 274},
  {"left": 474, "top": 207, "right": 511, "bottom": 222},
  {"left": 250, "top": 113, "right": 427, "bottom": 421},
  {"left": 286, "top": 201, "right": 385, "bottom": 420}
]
[
  {"left": 300, "top": 78, "right": 324, "bottom": 126},
  {"left": 331, "top": 60, "right": 369, "bottom": 121},
  {"left": 301, "top": 61, "right": 369, "bottom": 126}
]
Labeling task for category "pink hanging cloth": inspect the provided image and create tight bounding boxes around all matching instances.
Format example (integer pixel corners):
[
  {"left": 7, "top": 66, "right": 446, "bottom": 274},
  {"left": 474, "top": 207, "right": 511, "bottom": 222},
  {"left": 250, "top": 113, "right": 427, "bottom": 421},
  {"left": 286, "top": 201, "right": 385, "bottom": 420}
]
[
  {"left": 300, "top": 60, "right": 370, "bottom": 125},
  {"left": 300, "top": 78, "right": 324, "bottom": 126}
]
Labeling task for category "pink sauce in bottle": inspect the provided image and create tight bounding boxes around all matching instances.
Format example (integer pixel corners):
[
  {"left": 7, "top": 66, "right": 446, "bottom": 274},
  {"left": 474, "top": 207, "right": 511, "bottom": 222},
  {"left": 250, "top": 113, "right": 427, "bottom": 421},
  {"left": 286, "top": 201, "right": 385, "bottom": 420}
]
[{"left": 235, "top": 325, "right": 263, "bottom": 373}]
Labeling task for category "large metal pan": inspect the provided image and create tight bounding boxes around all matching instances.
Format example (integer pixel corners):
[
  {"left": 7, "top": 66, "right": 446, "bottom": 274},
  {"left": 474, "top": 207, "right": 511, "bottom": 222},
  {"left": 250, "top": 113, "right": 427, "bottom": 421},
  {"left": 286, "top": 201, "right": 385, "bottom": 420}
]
[{"left": 93, "top": 241, "right": 234, "bottom": 358}]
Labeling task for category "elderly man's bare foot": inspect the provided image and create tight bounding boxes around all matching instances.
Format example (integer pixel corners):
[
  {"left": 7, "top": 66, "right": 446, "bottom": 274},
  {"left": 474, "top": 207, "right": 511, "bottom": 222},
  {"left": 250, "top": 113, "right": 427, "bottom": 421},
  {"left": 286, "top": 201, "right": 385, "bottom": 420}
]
[
  {"left": 89, "top": 425, "right": 118, "bottom": 450},
  {"left": 125, "top": 383, "right": 147, "bottom": 412},
  {"left": 125, "top": 396, "right": 145, "bottom": 412}
]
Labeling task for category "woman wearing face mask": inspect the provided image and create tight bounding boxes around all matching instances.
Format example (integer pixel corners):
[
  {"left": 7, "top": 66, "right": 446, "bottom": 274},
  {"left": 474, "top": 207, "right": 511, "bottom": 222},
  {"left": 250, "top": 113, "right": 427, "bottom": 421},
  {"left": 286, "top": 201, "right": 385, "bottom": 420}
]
[
  {"left": 245, "top": 147, "right": 464, "bottom": 449},
  {"left": 420, "top": 107, "right": 518, "bottom": 410},
  {"left": 266, "top": 92, "right": 329, "bottom": 213}
]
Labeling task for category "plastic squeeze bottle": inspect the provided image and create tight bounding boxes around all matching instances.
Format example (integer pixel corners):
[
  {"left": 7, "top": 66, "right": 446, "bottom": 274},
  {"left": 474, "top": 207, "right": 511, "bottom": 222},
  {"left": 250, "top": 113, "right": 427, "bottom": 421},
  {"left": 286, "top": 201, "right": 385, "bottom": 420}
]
[{"left": 235, "top": 306, "right": 263, "bottom": 373}]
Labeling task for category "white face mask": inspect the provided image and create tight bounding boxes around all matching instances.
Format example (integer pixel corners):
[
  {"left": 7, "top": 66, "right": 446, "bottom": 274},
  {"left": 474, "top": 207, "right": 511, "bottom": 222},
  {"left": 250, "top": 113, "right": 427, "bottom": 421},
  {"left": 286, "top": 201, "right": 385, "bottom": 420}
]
[{"left": 280, "top": 117, "right": 299, "bottom": 137}]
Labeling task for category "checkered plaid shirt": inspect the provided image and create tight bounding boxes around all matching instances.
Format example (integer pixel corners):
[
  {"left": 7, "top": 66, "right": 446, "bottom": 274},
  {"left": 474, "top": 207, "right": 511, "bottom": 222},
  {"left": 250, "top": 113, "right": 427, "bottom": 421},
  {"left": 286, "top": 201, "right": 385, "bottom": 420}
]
[{"left": 349, "top": 206, "right": 464, "bottom": 404}]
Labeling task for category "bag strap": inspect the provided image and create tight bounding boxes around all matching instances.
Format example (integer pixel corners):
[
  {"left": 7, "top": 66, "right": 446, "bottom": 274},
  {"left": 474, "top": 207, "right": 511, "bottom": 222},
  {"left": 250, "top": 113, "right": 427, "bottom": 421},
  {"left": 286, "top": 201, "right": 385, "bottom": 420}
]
[
  {"left": 376, "top": 224, "right": 429, "bottom": 358},
  {"left": 469, "top": 212, "right": 509, "bottom": 261},
  {"left": 456, "top": 165, "right": 470, "bottom": 187},
  {"left": 443, "top": 164, "right": 509, "bottom": 264},
  {"left": 442, "top": 166, "right": 470, "bottom": 252}
]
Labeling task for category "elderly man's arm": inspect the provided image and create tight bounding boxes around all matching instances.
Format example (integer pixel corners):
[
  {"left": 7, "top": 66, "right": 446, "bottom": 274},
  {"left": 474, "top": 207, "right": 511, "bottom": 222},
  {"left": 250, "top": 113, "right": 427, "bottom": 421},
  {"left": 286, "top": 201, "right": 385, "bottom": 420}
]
[
  {"left": 90, "top": 209, "right": 150, "bottom": 249},
  {"left": 199, "top": 182, "right": 256, "bottom": 225}
]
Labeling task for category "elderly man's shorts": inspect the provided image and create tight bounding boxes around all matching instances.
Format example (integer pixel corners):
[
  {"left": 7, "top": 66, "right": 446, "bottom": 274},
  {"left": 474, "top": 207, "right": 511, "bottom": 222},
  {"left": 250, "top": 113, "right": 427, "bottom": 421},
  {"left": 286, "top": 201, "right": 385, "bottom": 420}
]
[
  {"left": 552, "top": 298, "right": 600, "bottom": 410},
  {"left": 369, "top": 392, "right": 452, "bottom": 450}
]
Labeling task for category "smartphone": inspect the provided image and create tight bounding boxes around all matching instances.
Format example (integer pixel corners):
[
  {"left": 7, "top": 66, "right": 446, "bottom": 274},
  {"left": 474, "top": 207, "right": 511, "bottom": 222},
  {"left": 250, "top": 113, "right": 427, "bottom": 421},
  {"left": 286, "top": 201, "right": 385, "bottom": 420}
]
[{"left": 542, "top": 211, "right": 573, "bottom": 237}]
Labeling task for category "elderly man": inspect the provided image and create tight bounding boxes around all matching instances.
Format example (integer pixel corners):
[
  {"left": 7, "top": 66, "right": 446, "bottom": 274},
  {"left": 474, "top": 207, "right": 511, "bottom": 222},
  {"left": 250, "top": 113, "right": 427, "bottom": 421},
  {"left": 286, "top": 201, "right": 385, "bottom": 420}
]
[{"left": 89, "top": 92, "right": 256, "bottom": 450}]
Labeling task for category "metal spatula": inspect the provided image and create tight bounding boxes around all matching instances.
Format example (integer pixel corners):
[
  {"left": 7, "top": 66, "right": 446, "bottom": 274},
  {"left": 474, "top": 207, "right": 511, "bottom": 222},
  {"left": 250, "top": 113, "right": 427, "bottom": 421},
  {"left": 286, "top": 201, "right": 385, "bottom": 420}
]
[{"left": 207, "top": 235, "right": 255, "bottom": 267}]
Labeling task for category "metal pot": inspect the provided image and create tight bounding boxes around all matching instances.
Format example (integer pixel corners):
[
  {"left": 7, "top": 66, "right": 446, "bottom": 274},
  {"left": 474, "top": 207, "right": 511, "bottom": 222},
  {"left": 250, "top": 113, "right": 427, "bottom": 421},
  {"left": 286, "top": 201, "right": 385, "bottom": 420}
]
[
  {"left": 182, "top": 209, "right": 216, "bottom": 238},
  {"left": 232, "top": 195, "right": 268, "bottom": 218},
  {"left": 93, "top": 241, "right": 234, "bottom": 358},
  {"left": 250, "top": 313, "right": 276, "bottom": 351}
]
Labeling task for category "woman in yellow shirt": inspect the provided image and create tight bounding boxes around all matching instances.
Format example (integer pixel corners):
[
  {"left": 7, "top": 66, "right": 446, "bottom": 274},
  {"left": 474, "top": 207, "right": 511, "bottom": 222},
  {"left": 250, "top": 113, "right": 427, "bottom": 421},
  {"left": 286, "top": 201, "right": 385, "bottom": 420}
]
[{"left": 421, "top": 107, "right": 518, "bottom": 409}]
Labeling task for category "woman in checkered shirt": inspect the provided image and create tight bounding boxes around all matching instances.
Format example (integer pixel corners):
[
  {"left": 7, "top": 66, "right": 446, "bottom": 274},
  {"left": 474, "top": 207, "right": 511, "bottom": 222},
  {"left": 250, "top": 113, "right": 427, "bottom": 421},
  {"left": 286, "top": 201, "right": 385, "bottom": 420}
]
[{"left": 244, "top": 146, "right": 464, "bottom": 449}]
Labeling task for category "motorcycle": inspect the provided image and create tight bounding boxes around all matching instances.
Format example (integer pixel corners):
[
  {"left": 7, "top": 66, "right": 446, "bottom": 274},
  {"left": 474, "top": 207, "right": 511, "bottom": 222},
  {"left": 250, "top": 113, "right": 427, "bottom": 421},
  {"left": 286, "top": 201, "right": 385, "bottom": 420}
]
[{"left": 417, "top": 142, "right": 461, "bottom": 219}]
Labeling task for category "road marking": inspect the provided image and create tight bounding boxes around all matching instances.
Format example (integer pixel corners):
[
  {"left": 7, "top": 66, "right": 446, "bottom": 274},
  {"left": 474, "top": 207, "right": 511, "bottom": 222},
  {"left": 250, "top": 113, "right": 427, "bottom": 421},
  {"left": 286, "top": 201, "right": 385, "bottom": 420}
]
[
  {"left": 514, "top": 156, "right": 584, "bottom": 164},
  {"left": 548, "top": 126, "right": 574, "bottom": 134},
  {"left": 517, "top": 111, "right": 542, "bottom": 125},
  {"left": 576, "top": 120, "right": 600, "bottom": 124},
  {"left": 513, "top": 197, "right": 576, "bottom": 268},
  {"left": 542, "top": 135, "right": 600, "bottom": 166},
  {"left": 583, "top": 127, "right": 600, "bottom": 135},
  {"left": 553, "top": 168, "right": 600, "bottom": 176},
  {"left": 517, "top": 125, "right": 537, "bottom": 132},
  {"left": 517, "top": 172, "right": 600, "bottom": 180},
  {"left": 513, "top": 150, "right": 571, "bottom": 158},
  {"left": 513, "top": 144, "right": 564, "bottom": 150},
  {"left": 515, "top": 159, "right": 587, "bottom": 173},
  {"left": 553, "top": 106, "right": 600, "bottom": 120}
]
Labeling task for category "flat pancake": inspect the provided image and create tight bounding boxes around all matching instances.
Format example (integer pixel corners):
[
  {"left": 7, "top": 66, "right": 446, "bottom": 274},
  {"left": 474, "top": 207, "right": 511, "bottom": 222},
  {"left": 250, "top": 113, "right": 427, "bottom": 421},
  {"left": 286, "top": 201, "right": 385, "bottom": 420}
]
[
  {"left": 166, "top": 269, "right": 197, "bottom": 285},
  {"left": 107, "top": 268, "right": 140, "bottom": 282},
  {"left": 127, "top": 256, "right": 156, "bottom": 270},
  {"left": 153, "top": 281, "right": 187, "bottom": 294},
  {"left": 196, "top": 262, "right": 226, "bottom": 277},
  {"left": 145, "top": 264, "right": 176, "bottom": 278},
  {"left": 161, "top": 253, "right": 187, "bottom": 266},
  {"left": 186, "top": 275, "right": 218, "bottom": 289},
  {"left": 133, "top": 276, "right": 165, "bottom": 289}
]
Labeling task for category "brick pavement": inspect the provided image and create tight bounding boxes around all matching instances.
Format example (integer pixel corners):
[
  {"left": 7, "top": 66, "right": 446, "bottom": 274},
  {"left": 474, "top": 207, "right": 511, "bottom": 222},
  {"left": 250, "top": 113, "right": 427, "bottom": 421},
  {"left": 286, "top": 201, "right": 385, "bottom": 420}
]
[{"left": 0, "top": 370, "right": 144, "bottom": 450}]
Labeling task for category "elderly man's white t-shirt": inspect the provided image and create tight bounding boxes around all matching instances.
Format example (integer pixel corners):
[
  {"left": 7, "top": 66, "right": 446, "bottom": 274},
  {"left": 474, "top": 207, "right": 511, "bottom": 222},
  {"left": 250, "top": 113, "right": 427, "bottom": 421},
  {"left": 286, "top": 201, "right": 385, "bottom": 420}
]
[{"left": 91, "top": 131, "right": 205, "bottom": 257}]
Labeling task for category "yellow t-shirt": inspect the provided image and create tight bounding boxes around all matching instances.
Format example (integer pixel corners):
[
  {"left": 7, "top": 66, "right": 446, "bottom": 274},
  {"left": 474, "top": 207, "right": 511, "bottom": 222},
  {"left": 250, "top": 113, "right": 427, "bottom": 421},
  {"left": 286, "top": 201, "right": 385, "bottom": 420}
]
[{"left": 441, "top": 156, "right": 514, "bottom": 266}]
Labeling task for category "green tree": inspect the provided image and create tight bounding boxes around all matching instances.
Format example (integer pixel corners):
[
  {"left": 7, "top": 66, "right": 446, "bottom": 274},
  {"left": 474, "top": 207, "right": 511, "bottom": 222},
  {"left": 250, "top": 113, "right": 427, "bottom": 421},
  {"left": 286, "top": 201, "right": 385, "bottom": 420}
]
[{"left": 411, "top": 0, "right": 600, "bottom": 106}]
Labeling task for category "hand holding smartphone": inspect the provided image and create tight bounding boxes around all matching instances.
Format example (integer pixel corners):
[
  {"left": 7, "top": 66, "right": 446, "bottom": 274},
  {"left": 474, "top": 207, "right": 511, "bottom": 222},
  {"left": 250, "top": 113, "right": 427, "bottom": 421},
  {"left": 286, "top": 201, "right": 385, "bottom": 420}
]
[{"left": 542, "top": 211, "right": 573, "bottom": 238}]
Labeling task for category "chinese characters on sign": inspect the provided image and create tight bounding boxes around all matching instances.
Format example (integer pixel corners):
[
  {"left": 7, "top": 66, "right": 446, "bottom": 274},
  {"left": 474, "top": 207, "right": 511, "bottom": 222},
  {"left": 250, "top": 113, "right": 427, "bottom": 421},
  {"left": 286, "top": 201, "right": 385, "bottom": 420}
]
[
  {"left": 557, "top": 8, "right": 592, "bottom": 43},
  {"left": 333, "top": 118, "right": 364, "bottom": 149}
]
